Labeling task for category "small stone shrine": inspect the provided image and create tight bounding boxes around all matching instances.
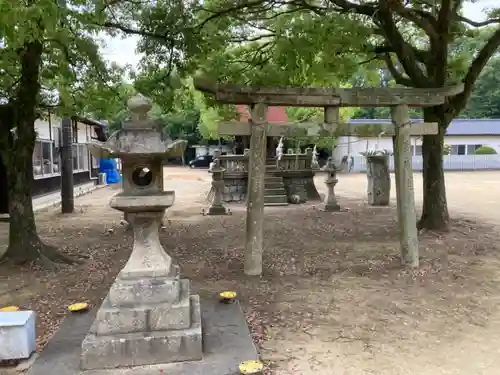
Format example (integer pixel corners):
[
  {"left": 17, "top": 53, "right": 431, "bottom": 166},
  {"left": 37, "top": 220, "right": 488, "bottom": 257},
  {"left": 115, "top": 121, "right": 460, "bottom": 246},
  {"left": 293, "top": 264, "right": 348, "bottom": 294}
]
[
  {"left": 83, "top": 95, "right": 202, "bottom": 370},
  {"left": 366, "top": 153, "right": 391, "bottom": 206}
]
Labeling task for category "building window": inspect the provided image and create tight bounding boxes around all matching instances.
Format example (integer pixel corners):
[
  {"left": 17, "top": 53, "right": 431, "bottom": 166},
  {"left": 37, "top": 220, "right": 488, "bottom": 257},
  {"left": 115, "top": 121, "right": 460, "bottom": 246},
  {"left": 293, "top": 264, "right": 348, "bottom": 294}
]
[
  {"left": 450, "top": 144, "right": 467, "bottom": 155},
  {"left": 52, "top": 128, "right": 61, "bottom": 173},
  {"left": 72, "top": 144, "right": 90, "bottom": 172},
  {"left": 79, "top": 144, "right": 89, "bottom": 170},
  {"left": 415, "top": 145, "right": 422, "bottom": 156},
  {"left": 90, "top": 151, "right": 100, "bottom": 169},
  {"left": 72, "top": 123, "right": 78, "bottom": 143},
  {"left": 33, "top": 142, "right": 43, "bottom": 177},
  {"left": 466, "top": 144, "right": 482, "bottom": 155},
  {"left": 33, "top": 139, "right": 59, "bottom": 179}
]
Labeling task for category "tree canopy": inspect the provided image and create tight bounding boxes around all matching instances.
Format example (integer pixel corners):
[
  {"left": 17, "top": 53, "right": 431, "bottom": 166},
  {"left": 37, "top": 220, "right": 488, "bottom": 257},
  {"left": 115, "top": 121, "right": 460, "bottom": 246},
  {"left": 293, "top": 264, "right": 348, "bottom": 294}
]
[
  {"left": 3, "top": 0, "right": 500, "bottom": 266},
  {"left": 99, "top": 0, "right": 500, "bottom": 231},
  {"left": 0, "top": 0, "right": 130, "bottom": 264}
]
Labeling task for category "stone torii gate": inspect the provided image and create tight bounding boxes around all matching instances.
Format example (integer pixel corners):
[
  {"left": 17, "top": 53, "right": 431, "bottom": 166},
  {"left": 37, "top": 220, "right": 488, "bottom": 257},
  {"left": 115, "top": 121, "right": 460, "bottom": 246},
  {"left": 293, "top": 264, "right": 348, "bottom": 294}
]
[{"left": 194, "top": 78, "right": 463, "bottom": 275}]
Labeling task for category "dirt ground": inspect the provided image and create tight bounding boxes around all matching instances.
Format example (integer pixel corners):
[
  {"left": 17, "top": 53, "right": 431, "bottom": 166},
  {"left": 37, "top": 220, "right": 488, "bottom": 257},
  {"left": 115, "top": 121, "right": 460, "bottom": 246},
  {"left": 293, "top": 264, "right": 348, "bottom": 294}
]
[{"left": 2, "top": 169, "right": 500, "bottom": 375}]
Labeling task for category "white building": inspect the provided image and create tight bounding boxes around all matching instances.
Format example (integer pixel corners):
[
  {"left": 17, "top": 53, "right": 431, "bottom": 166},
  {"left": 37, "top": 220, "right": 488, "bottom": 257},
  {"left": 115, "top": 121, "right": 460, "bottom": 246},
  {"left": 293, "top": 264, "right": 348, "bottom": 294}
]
[
  {"left": 334, "top": 119, "right": 500, "bottom": 158},
  {"left": 33, "top": 116, "right": 103, "bottom": 182},
  {"left": 0, "top": 114, "right": 106, "bottom": 216},
  {"left": 191, "top": 144, "right": 233, "bottom": 158}
]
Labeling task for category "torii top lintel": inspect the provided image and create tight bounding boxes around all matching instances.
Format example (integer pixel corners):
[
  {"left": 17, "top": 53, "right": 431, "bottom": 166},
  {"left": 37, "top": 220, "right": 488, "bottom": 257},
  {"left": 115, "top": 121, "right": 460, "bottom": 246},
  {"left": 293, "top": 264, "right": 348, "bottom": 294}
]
[{"left": 194, "top": 78, "right": 464, "bottom": 108}]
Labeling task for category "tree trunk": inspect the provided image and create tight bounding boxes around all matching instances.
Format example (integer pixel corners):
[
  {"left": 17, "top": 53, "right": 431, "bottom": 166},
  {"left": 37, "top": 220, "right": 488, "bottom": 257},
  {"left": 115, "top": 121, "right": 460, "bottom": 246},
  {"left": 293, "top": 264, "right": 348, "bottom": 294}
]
[
  {"left": 4, "top": 155, "right": 44, "bottom": 263},
  {"left": 418, "top": 107, "right": 450, "bottom": 231},
  {"left": 2, "top": 41, "right": 74, "bottom": 265}
]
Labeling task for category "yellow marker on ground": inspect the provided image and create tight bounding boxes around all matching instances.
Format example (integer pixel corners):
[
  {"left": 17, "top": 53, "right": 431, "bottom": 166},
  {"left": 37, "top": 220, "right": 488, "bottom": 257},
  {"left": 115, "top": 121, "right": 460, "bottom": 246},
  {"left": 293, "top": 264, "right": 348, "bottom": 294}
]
[
  {"left": 219, "top": 291, "right": 237, "bottom": 303},
  {"left": 0, "top": 306, "right": 20, "bottom": 312},
  {"left": 68, "top": 302, "right": 89, "bottom": 312},
  {"left": 238, "top": 360, "right": 264, "bottom": 374}
]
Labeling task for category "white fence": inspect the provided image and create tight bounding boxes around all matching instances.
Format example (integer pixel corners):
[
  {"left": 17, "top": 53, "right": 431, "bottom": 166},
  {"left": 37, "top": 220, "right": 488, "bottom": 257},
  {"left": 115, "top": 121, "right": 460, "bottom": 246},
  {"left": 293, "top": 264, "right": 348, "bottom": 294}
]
[{"left": 348, "top": 155, "right": 500, "bottom": 173}]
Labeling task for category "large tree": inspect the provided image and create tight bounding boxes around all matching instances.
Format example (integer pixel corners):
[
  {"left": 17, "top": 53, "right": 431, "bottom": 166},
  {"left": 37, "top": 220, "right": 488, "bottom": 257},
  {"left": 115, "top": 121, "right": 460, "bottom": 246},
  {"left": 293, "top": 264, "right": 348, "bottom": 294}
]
[
  {"left": 0, "top": 0, "right": 125, "bottom": 265},
  {"left": 103, "top": 0, "right": 500, "bottom": 231},
  {"left": 462, "top": 56, "right": 500, "bottom": 118}
]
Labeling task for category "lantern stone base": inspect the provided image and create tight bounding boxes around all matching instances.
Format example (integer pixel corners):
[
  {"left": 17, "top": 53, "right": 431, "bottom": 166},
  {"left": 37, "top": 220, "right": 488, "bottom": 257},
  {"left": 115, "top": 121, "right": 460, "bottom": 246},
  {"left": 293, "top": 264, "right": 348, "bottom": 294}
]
[
  {"left": 28, "top": 297, "right": 258, "bottom": 375},
  {"left": 205, "top": 205, "right": 228, "bottom": 215},
  {"left": 322, "top": 203, "right": 341, "bottom": 212},
  {"left": 80, "top": 279, "right": 202, "bottom": 370}
]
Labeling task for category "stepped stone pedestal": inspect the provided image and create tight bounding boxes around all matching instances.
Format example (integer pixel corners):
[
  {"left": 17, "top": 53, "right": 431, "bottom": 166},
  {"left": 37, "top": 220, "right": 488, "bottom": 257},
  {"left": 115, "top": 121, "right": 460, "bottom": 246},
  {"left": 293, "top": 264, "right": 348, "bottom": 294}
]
[{"left": 83, "top": 95, "right": 200, "bottom": 371}]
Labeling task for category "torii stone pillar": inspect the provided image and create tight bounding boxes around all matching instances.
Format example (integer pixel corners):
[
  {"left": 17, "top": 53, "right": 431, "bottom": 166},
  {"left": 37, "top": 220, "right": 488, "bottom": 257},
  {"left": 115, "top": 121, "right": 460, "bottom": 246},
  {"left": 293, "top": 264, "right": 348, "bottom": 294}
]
[
  {"left": 391, "top": 105, "right": 419, "bottom": 267},
  {"left": 82, "top": 95, "right": 202, "bottom": 370},
  {"left": 244, "top": 103, "right": 268, "bottom": 276}
]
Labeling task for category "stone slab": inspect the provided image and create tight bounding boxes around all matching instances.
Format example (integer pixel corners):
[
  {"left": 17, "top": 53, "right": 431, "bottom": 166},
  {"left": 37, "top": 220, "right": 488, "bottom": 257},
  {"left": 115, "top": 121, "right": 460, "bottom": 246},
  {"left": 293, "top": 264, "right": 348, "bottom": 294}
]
[
  {"left": 205, "top": 205, "right": 228, "bottom": 215},
  {"left": 28, "top": 298, "right": 258, "bottom": 375},
  {"left": 108, "top": 273, "right": 184, "bottom": 307},
  {"left": 323, "top": 204, "right": 341, "bottom": 212},
  {"left": 0, "top": 311, "right": 36, "bottom": 361},
  {"left": 89, "top": 281, "right": 191, "bottom": 336},
  {"left": 0, "top": 353, "right": 38, "bottom": 374},
  {"left": 81, "top": 295, "right": 202, "bottom": 370}
]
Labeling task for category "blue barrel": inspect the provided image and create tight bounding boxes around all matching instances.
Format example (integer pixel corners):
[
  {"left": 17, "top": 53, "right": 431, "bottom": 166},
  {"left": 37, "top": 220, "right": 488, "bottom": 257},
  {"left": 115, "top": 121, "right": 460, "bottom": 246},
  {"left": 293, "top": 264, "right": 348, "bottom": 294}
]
[{"left": 99, "top": 158, "right": 121, "bottom": 184}]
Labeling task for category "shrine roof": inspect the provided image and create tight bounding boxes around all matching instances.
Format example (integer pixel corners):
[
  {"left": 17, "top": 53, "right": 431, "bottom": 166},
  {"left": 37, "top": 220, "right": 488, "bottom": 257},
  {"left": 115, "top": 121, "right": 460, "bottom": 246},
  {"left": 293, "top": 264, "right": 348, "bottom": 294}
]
[{"left": 236, "top": 105, "right": 288, "bottom": 123}]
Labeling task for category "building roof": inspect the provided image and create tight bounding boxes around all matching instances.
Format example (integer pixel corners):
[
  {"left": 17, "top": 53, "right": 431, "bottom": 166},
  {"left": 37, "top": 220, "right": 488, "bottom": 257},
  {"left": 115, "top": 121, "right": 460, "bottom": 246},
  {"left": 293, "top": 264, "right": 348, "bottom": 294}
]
[
  {"left": 236, "top": 105, "right": 288, "bottom": 123},
  {"left": 349, "top": 118, "right": 500, "bottom": 136},
  {"left": 72, "top": 115, "right": 107, "bottom": 129}
]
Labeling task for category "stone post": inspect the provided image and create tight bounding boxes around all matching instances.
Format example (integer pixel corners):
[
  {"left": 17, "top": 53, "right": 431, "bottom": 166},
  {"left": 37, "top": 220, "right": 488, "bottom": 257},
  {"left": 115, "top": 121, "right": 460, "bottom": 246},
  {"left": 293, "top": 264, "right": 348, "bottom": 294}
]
[
  {"left": 322, "top": 157, "right": 341, "bottom": 211},
  {"left": 206, "top": 150, "right": 229, "bottom": 215},
  {"left": 366, "top": 155, "right": 391, "bottom": 206},
  {"left": 60, "top": 116, "right": 74, "bottom": 214},
  {"left": 391, "top": 104, "right": 419, "bottom": 267},
  {"left": 244, "top": 103, "right": 268, "bottom": 276}
]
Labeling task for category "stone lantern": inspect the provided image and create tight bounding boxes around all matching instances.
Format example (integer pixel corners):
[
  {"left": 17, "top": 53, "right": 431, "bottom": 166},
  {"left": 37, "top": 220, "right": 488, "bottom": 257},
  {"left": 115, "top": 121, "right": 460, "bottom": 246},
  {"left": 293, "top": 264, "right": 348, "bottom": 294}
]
[
  {"left": 322, "top": 157, "right": 341, "bottom": 211},
  {"left": 206, "top": 150, "right": 229, "bottom": 215},
  {"left": 82, "top": 95, "right": 202, "bottom": 370}
]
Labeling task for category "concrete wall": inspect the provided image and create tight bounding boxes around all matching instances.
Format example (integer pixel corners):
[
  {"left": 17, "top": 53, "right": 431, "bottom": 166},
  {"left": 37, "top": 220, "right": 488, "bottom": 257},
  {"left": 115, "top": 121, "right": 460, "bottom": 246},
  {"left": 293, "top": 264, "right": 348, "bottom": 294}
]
[
  {"left": 333, "top": 135, "right": 500, "bottom": 160},
  {"left": 192, "top": 145, "right": 233, "bottom": 158},
  {"left": 347, "top": 154, "right": 500, "bottom": 173}
]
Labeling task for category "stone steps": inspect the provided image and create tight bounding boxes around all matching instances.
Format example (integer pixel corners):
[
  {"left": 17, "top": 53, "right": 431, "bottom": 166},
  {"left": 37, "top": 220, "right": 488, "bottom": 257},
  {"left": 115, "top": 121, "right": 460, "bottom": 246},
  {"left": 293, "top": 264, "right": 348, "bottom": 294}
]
[
  {"left": 264, "top": 175, "right": 288, "bottom": 206},
  {"left": 264, "top": 176, "right": 283, "bottom": 183},
  {"left": 264, "top": 195, "right": 288, "bottom": 205},
  {"left": 265, "top": 188, "right": 285, "bottom": 196},
  {"left": 265, "top": 182, "right": 284, "bottom": 189}
]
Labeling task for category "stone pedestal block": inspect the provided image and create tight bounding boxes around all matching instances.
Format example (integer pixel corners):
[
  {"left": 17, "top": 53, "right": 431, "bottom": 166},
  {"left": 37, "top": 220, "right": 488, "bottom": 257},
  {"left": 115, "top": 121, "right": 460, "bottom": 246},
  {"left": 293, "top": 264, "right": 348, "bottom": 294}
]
[
  {"left": 206, "top": 205, "right": 229, "bottom": 215},
  {"left": 323, "top": 201, "right": 341, "bottom": 212},
  {"left": 366, "top": 155, "right": 391, "bottom": 206},
  {"left": 107, "top": 272, "right": 181, "bottom": 307},
  {"left": 0, "top": 311, "right": 36, "bottom": 360},
  {"left": 90, "top": 279, "right": 192, "bottom": 336},
  {"left": 81, "top": 296, "right": 202, "bottom": 370}
]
